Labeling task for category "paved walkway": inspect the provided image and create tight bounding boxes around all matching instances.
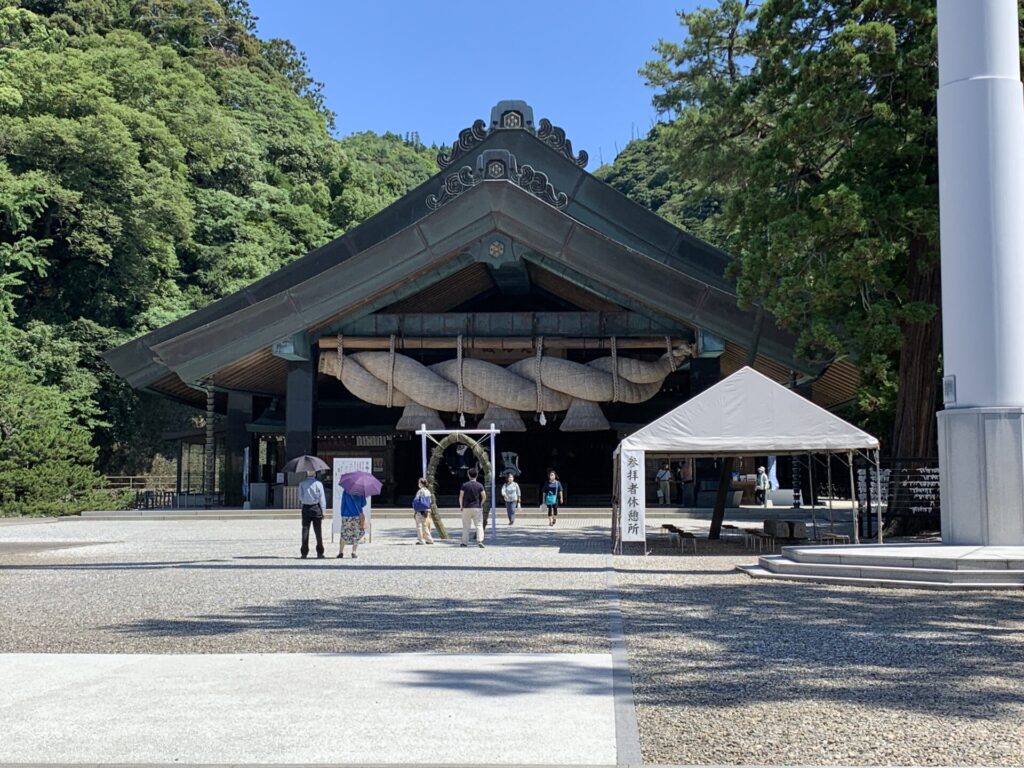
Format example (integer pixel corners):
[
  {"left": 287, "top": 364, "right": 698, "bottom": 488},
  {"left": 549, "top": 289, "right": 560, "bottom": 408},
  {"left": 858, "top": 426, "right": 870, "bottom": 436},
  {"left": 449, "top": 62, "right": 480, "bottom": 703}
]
[
  {"left": 0, "top": 652, "right": 616, "bottom": 765},
  {"left": 0, "top": 518, "right": 632, "bottom": 766}
]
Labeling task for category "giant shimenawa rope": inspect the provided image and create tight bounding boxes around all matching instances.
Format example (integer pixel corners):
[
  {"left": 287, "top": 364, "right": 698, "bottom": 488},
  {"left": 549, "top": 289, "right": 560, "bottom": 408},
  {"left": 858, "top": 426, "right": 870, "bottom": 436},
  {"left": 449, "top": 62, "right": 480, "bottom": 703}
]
[{"left": 318, "top": 343, "right": 693, "bottom": 416}]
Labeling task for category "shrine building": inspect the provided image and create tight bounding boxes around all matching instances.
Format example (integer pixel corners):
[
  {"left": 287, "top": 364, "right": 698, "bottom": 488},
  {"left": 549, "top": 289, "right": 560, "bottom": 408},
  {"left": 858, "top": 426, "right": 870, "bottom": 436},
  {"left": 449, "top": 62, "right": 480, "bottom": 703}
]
[{"left": 104, "top": 101, "right": 858, "bottom": 507}]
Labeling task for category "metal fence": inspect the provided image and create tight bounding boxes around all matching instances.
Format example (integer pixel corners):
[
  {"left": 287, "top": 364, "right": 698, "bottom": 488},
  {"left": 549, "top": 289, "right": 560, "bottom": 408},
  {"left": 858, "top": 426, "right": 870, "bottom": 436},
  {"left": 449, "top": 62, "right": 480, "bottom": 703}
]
[{"left": 856, "top": 458, "right": 940, "bottom": 537}]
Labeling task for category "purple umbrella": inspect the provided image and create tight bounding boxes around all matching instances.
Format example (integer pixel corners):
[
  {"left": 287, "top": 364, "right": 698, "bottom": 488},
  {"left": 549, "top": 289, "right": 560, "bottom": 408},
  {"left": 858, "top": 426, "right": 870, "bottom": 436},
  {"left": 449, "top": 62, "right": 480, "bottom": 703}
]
[{"left": 338, "top": 471, "right": 382, "bottom": 497}]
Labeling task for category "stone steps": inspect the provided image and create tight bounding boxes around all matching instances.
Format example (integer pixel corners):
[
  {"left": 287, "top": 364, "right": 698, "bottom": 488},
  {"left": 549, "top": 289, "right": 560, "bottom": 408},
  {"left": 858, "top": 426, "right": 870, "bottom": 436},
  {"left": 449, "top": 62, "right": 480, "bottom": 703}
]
[
  {"left": 737, "top": 563, "right": 1022, "bottom": 590},
  {"left": 738, "top": 544, "right": 1024, "bottom": 590}
]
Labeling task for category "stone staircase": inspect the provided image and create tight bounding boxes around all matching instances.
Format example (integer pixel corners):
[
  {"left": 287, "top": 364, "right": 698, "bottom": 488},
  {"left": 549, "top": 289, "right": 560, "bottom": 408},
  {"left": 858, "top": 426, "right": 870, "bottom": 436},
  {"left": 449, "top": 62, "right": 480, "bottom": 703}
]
[{"left": 738, "top": 543, "right": 1024, "bottom": 590}]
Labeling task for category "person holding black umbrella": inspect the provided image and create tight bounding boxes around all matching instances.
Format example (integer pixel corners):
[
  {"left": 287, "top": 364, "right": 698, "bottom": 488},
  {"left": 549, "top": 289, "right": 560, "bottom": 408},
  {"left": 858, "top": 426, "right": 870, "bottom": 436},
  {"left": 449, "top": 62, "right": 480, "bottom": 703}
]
[
  {"left": 298, "top": 470, "right": 327, "bottom": 559},
  {"left": 283, "top": 455, "right": 330, "bottom": 559}
]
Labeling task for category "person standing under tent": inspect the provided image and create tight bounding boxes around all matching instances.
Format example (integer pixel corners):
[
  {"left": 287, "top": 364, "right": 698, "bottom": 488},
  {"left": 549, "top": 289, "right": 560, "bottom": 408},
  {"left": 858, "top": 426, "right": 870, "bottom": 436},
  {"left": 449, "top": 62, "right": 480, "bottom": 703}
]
[
  {"left": 655, "top": 462, "right": 673, "bottom": 506},
  {"left": 337, "top": 491, "right": 367, "bottom": 559},
  {"left": 459, "top": 468, "right": 486, "bottom": 548},
  {"left": 412, "top": 478, "right": 434, "bottom": 545},
  {"left": 755, "top": 465, "right": 771, "bottom": 507},
  {"left": 501, "top": 471, "right": 521, "bottom": 525},
  {"left": 543, "top": 470, "right": 564, "bottom": 526},
  {"left": 298, "top": 470, "right": 327, "bottom": 559}
]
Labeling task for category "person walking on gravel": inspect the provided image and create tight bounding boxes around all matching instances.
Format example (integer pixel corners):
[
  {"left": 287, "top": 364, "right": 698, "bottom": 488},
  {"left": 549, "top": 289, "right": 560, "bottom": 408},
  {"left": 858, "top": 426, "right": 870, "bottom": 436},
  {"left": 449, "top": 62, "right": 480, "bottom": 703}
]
[
  {"left": 298, "top": 471, "right": 327, "bottom": 559},
  {"left": 543, "top": 470, "right": 564, "bottom": 526},
  {"left": 501, "top": 471, "right": 521, "bottom": 525},
  {"left": 412, "top": 478, "right": 434, "bottom": 545},
  {"left": 337, "top": 490, "right": 367, "bottom": 559},
  {"left": 459, "top": 468, "right": 486, "bottom": 548}
]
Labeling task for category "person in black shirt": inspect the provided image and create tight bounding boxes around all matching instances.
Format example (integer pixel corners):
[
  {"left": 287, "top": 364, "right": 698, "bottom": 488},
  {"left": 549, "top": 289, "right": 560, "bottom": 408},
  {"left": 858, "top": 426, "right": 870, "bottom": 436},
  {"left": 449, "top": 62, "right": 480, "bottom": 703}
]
[
  {"left": 543, "top": 470, "right": 564, "bottom": 526},
  {"left": 459, "top": 468, "right": 487, "bottom": 548}
]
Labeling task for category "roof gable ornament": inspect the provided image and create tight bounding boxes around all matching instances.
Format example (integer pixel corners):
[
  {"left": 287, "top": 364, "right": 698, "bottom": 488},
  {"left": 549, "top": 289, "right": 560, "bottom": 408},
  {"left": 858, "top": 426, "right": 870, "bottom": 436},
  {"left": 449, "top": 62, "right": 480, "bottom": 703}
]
[
  {"left": 427, "top": 150, "right": 568, "bottom": 210},
  {"left": 435, "top": 100, "right": 588, "bottom": 170}
]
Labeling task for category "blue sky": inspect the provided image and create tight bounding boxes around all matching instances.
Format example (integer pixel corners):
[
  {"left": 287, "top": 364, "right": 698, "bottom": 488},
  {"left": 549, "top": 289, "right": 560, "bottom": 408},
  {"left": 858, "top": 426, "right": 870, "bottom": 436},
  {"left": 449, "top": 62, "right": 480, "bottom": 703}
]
[{"left": 248, "top": 0, "right": 700, "bottom": 169}]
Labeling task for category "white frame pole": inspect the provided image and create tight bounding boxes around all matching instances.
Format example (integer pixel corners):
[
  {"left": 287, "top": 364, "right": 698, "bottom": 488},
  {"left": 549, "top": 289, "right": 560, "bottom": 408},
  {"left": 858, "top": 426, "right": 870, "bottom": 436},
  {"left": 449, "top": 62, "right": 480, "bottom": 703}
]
[
  {"left": 420, "top": 423, "right": 428, "bottom": 479},
  {"left": 489, "top": 425, "right": 497, "bottom": 539}
]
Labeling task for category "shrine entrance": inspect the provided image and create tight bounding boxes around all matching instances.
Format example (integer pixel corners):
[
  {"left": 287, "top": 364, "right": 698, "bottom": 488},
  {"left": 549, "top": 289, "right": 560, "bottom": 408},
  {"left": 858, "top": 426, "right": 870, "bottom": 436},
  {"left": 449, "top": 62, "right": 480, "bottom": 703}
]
[{"left": 418, "top": 426, "right": 500, "bottom": 540}]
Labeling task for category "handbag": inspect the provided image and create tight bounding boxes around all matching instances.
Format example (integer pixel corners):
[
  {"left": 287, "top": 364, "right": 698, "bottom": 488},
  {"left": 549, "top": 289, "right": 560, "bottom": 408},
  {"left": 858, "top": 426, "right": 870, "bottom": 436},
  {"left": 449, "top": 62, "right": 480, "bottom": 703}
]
[
  {"left": 412, "top": 495, "right": 431, "bottom": 513},
  {"left": 544, "top": 492, "right": 558, "bottom": 506}
]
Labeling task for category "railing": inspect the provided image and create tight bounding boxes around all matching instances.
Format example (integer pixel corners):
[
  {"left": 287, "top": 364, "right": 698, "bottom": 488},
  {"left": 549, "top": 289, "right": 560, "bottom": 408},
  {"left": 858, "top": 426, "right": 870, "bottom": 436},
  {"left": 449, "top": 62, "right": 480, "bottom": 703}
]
[
  {"left": 104, "top": 475, "right": 177, "bottom": 491},
  {"left": 131, "top": 490, "right": 225, "bottom": 509},
  {"left": 856, "top": 458, "right": 940, "bottom": 537}
]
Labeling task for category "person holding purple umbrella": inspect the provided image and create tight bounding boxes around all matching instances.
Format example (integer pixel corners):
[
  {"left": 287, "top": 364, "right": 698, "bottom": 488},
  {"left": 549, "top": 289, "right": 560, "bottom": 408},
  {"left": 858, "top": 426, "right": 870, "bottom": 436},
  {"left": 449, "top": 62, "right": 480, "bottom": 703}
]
[
  {"left": 336, "top": 470, "right": 381, "bottom": 559},
  {"left": 337, "top": 490, "right": 366, "bottom": 559}
]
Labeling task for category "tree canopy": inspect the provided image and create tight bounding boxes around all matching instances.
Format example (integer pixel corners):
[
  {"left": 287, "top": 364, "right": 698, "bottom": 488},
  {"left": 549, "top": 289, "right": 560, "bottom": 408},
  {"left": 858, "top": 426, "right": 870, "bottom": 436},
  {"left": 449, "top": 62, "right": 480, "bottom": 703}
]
[
  {"left": 620, "top": 0, "right": 950, "bottom": 455},
  {"left": 0, "top": 0, "right": 435, "bottom": 514}
]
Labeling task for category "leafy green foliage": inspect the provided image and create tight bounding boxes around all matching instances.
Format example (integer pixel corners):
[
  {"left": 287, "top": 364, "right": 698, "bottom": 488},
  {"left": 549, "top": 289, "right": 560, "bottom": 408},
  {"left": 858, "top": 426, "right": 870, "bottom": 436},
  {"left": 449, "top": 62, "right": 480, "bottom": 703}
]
[{"left": 0, "top": 0, "right": 437, "bottom": 511}]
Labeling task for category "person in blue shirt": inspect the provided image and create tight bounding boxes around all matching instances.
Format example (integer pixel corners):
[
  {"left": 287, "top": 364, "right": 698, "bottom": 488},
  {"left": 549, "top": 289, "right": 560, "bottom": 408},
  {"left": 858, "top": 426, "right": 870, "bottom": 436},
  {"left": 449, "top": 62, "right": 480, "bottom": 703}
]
[{"left": 337, "top": 491, "right": 367, "bottom": 559}]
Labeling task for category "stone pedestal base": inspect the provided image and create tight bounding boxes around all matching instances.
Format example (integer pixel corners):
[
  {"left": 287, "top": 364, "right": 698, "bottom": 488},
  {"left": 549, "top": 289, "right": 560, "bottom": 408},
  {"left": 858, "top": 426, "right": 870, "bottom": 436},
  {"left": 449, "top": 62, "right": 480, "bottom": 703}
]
[{"left": 938, "top": 407, "right": 1024, "bottom": 545}]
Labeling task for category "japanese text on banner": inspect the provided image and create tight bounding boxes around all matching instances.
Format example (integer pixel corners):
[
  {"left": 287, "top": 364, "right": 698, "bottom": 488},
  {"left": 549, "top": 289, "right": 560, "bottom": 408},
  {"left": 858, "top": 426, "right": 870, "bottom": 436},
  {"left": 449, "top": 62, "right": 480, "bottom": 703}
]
[{"left": 620, "top": 449, "right": 646, "bottom": 542}]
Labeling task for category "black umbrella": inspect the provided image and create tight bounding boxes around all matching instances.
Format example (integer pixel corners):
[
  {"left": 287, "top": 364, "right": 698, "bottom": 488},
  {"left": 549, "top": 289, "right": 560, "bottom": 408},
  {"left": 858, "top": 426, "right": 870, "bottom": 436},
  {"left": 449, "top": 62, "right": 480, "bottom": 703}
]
[{"left": 281, "top": 455, "right": 330, "bottom": 474}]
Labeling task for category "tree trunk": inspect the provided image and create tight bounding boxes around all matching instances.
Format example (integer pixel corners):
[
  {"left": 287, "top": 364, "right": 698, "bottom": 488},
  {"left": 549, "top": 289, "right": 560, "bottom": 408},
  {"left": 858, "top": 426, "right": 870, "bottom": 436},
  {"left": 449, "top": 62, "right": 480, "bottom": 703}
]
[
  {"left": 709, "top": 457, "right": 734, "bottom": 540},
  {"left": 890, "top": 235, "right": 942, "bottom": 458}
]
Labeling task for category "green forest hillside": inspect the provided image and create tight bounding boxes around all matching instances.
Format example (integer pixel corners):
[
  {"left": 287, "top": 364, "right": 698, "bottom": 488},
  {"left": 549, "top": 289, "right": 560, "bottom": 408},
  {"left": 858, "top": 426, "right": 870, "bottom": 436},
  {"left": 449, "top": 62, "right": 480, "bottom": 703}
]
[{"left": 0, "top": 0, "right": 435, "bottom": 514}]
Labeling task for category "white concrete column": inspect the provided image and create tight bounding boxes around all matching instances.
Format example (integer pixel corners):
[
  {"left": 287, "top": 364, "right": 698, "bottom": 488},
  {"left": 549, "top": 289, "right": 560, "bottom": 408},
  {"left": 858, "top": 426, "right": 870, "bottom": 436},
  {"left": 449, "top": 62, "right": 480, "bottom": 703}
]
[{"left": 937, "top": 0, "right": 1024, "bottom": 545}]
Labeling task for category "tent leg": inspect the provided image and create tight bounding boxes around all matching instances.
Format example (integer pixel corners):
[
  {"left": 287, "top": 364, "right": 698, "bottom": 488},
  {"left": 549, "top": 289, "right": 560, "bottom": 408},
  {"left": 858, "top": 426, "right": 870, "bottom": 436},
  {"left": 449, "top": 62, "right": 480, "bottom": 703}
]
[
  {"left": 807, "top": 453, "right": 817, "bottom": 540},
  {"left": 848, "top": 451, "right": 859, "bottom": 544},
  {"left": 826, "top": 452, "right": 835, "bottom": 533},
  {"left": 709, "top": 457, "right": 733, "bottom": 540},
  {"left": 874, "top": 450, "right": 884, "bottom": 543}
]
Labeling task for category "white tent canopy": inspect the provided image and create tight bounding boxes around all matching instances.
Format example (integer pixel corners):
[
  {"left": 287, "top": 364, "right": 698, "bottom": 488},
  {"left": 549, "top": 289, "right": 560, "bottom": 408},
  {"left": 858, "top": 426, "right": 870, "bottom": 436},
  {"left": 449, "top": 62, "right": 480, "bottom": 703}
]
[{"left": 618, "top": 366, "right": 879, "bottom": 455}]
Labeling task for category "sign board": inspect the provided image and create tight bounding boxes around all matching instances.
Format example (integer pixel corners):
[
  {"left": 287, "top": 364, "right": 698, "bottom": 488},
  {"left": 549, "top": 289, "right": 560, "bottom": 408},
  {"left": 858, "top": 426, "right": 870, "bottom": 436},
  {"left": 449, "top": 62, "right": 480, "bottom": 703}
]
[
  {"left": 619, "top": 449, "right": 646, "bottom": 542},
  {"left": 333, "top": 457, "right": 373, "bottom": 540}
]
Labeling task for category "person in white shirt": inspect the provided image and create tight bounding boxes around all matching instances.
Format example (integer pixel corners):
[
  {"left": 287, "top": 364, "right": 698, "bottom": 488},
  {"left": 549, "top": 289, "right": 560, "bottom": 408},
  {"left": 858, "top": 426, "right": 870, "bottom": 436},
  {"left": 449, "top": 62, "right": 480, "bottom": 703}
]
[
  {"left": 298, "top": 471, "right": 327, "bottom": 558},
  {"left": 755, "top": 466, "right": 771, "bottom": 507},
  {"left": 412, "top": 478, "right": 434, "bottom": 544},
  {"left": 655, "top": 463, "right": 673, "bottom": 506},
  {"left": 501, "top": 472, "right": 521, "bottom": 525}
]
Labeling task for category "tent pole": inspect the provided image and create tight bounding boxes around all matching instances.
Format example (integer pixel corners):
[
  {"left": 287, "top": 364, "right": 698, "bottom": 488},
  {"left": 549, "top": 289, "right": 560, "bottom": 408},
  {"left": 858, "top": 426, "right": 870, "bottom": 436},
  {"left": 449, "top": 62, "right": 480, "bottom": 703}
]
[
  {"left": 874, "top": 449, "right": 884, "bottom": 543},
  {"left": 848, "top": 451, "right": 859, "bottom": 544},
  {"left": 807, "top": 453, "right": 817, "bottom": 540},
  {"left": 826, "top": 451, "right": 835, "bottom": 533}
]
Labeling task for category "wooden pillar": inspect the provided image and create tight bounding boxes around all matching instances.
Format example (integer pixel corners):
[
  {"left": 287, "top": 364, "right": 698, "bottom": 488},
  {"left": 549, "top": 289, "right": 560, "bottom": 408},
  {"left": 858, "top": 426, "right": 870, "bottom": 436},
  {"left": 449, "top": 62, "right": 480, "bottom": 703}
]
[
  {"left": 224, "top": 392, "right": 253, "bottom": 507},
  {"left": 285, "top": 354, "right": 317, "bottom": 461}
]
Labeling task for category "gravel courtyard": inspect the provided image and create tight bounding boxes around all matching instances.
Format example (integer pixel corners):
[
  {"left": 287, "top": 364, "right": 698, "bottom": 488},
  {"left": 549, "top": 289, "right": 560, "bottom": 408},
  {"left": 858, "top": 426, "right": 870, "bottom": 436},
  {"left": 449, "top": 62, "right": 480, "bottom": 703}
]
[{"left": 2, "top": 516, "right": 1023, "bottom": 766}]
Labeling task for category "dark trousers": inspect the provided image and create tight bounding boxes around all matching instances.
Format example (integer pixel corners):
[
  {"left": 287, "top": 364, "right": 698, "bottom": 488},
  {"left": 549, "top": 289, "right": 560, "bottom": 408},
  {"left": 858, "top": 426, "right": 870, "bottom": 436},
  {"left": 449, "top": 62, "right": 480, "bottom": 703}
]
[
  {"left": 754, "top": 489, "right": 766, "bottom": 505},
  {"left": 301, "top": 505, "right": 324, "bottom": 557}
]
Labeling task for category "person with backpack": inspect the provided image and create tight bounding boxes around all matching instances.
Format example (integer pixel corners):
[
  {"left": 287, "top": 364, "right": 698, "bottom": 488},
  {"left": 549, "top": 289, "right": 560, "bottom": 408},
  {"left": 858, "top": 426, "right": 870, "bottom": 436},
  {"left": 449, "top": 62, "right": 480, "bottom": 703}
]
[
  {"left": 501, "top": 471, "right": 521, "bottom": 525},
  {"left": 412, "top": 478, "right": 434, "bottom": 544},
  {"left": 543, "top": 470, "right": 564, "bottom": 526}
]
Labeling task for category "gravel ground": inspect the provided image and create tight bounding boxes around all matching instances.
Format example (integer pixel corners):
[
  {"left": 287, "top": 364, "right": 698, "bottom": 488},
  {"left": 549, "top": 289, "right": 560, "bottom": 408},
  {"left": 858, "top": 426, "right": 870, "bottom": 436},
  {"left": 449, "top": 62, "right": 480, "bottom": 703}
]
[
  {"left": 3, "top": 518, "right": 1023, "bottom": 766},
  {"left": 617, "top": 538, "right": 1024, "bottom": 766},
  {"left": 0, "top": 518, "right": 611, "bottom": 654}
]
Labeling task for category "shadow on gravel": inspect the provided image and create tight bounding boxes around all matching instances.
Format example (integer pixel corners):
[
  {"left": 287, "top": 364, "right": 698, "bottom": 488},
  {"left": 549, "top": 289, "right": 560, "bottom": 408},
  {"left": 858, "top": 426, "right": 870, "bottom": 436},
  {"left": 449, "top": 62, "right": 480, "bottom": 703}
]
[
  {"left": 618, "top": 578, "right": 1024, "bottom": 718},
  {"left": 102, "top": 589, "right": 613, "bottom": 659},
  {"left": 400, "top": 658, "right": 611, "bottom": 697}
]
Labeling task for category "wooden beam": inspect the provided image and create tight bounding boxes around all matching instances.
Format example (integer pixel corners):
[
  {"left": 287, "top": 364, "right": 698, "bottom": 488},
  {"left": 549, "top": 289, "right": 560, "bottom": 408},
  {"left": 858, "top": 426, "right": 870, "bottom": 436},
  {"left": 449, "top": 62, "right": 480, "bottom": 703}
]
[{"left": 317, "top": 336, "right": 690, "bottom": 351}]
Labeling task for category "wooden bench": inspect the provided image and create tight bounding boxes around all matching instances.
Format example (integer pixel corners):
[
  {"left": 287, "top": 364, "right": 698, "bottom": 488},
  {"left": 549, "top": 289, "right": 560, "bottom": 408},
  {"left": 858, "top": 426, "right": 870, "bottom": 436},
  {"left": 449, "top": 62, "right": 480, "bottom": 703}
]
[
  {"left": 661, "top": 524, "right": 698, "bottom": 554},
  {"left": 747, "top": 529, "right": 777, "bottom": 552},
  {"left": 818, "top": 532, "right": 851, "bottom": 545}
]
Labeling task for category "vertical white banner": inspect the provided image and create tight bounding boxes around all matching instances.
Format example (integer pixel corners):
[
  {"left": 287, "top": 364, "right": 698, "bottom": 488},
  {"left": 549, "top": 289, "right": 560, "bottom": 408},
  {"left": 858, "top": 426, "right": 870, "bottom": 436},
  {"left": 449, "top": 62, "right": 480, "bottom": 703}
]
[
  {"left": 333, "top": 457, "right": 372, "bottom": 539},
  {"left": 619, "top": 449, "right": 646, "bottom": 543}
]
